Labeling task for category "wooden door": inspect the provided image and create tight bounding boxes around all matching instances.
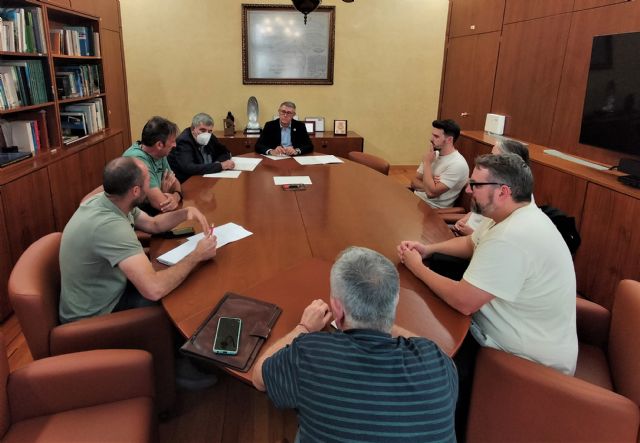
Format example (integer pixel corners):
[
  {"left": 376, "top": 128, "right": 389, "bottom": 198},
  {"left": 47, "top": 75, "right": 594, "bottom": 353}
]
[
  {"left": 504, "top": 0, "right": 574, "bottom": 23},
  {"left": 71, "top": 0, "right": 121, "bottom": 31},
  {"left": 449, "top": 0, "right": 505, "bottom": 37},
  {"left": 101, "top": 29, "right": 130, "bottom": 142},
  {"left": 440, "top": 33, "right": 501, "bottom": 131}
]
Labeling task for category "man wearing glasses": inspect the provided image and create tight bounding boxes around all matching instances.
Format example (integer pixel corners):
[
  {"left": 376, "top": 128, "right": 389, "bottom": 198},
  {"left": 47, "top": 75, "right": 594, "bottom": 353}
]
[
  {"left": 398, "top": 153, "right": 577, "bottom": 437},
  {"left": 255, "top": 101, "right": 313, "bottom": 156}
]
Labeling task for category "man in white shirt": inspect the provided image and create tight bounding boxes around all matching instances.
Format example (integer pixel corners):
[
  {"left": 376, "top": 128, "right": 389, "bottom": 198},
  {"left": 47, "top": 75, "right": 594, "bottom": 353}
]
[{"left": 411, "top": 119, "right": 469, "bottom": 208}]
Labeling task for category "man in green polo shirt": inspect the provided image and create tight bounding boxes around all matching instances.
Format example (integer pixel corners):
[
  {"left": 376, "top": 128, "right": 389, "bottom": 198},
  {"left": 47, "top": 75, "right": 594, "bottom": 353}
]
[{"left": 123, "top": 116, "right": 184, "bottom": 214}]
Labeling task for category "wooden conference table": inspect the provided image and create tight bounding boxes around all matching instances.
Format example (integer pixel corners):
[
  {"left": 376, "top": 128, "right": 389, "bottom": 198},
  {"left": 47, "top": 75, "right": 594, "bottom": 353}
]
[{"left": 151, "top": 154, "right": 470, "bottom": 382}]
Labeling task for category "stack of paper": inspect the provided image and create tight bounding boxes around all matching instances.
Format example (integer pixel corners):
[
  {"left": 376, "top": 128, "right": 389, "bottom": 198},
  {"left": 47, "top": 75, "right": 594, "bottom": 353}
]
[
  {"left": 156, "top": 222, "right": 253, "bottom": 266},
  {"left": 204, "top": 170, "right": 242, "bottom": 179},
  {"left": 294, "top": 155, "right": 343, "bottom": 165},
  {"left": 231, "top": 156, "right": 262, "bottom": 171},
  {"left": 262, "top": 154, "right": 290, "bottom": 161},
  {"left": 273, "top": 176, "right": 312, "bottom": 185}
]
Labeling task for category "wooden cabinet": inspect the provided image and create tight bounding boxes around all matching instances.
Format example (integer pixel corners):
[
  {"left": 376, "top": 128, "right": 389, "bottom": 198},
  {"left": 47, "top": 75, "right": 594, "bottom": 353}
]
[
  {"left": 101, "top": 29, "right": 130, "bottom": 143},
  {"left": 575, "top": 183, "right": 640, "bottom": 309},
  {"left": 70, "top": 0, "right": 121, "bottom": 31},
  {"left": 0, "top": 195, "right": 12, "bottom": 318},
  {"left": 216, "top": 131, "right": 364, "bottom": 158},
  {"left": 448, "top": 0, "right": 505, "bottom": 37},
  {"left": 103, "top": 131, "right": 125, "bottom": 163},
  {"left": 504, "top": 0, "right": 573, "bottom": 23},
  {"left": 574, "top": 0, "right": 630, "bottom": 10},
  {"left": 455, "top": 135, "right": 491, "bottom": 170},
  {"left": 440, "top": 32, "right": 500, "bottom": 131}
]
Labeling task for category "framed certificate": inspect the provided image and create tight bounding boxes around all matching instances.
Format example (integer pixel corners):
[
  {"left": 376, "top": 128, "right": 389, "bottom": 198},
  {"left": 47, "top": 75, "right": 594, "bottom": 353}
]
[{"left": 333, "top": 119, "right": 348, "bottom": 135}]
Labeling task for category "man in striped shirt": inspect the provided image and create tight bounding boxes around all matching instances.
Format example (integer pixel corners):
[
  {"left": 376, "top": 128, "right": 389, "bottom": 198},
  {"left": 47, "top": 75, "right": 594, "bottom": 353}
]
[{"left": 252, "top": 247, "right": 457, "bottom": 443}]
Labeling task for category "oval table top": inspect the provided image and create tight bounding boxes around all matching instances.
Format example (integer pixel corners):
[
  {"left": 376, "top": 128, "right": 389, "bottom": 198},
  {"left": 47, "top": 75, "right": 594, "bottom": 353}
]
[{"left": 151, "top": 154, "right": 470, "bottom": 380}]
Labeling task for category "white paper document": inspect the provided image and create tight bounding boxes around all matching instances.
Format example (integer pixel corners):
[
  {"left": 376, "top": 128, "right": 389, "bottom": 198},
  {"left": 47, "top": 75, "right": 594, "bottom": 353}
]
[
  {"left": 203, "top": 170, "right": 242, "bottom": 179},
  {"left": 156, "top": 222, "right": 253, "bottom": 266},
  {"left": 273, "top": 176, "right": 312, "bottom": 185},
  {"left": 232, "top": 157, "right": 262, "bottom": 171},
  {"left": 262, "top": 154, "right": 291, "bottom": 161},
  {"left": 294, "top": 155, "right": 343, "bottom": 165}
]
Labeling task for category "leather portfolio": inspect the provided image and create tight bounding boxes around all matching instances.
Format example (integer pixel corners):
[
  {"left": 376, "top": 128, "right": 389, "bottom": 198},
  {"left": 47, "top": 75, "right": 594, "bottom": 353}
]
[{"left": 180, "top": 292, "right": 281, "bottom": 372}]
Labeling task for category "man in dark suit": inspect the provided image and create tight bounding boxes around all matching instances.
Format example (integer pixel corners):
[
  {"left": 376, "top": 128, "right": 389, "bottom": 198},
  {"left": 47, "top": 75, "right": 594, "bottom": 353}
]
[{"left": 255, "top": 101, "right": 313, "bottom": 156}]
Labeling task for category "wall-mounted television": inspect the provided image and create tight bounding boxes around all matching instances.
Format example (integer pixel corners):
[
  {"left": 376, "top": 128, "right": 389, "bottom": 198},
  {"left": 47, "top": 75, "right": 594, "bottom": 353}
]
[{"left": 579, "top": 32, "right": 640, "bottom": 156}]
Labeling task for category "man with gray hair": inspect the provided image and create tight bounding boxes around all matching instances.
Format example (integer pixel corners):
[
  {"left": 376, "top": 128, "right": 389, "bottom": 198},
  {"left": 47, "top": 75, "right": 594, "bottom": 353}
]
[
  {"left": 253, "top": 246, "right": 457, "bottom": 443},
  {"left": 399, "top": 153, "right": 578, "bottom": 375},
  {"left": 255, "top": 101, "right": 313, "bottom": 156},
  {"left": 169, "top": 112, "right": 234, "bottom": 183}
]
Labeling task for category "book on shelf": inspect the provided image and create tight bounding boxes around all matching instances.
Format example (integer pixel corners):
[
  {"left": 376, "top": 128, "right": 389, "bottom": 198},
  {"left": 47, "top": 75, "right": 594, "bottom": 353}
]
[
  {"left": 0, "top": 60, "right": 48, "bottom": 108},
  {"left": 6, "top": 119, "right": 39, "bottom": 153},
  {"left": 60, "top": 111, "right": 88, "bottom": 142},
  {"left": 55, "top": 65, "right": 101, "bottom": 99},
  {"left": 0, "top": 7, "right": 47, "bottom": 54},
  {"left": 65, "top": 98, "right": 104, "bottom": 134}
]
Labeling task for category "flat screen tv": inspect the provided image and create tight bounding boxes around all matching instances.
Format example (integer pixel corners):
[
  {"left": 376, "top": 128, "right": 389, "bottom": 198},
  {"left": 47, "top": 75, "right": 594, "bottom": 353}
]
[{"left": 579, "top": 32, "right": 640, "bottom": 156}]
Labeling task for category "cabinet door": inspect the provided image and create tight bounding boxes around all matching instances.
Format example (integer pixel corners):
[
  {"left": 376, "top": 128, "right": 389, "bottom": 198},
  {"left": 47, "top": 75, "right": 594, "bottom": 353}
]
[
  {"left": 574, "top": 0, "right": 630, "bottom": 10},
  {"left": 456, "top": 136, "right": 491, "bottom": 170},
  {"left": 315, "top": 136, "right": 363, "bottom": 158},
  {"left": 0, "top": 193, "right": 13, "bottom": 320},
  {"left": 504, "top": 0, "right": 573, "bottom": 23},
  {"left": 101, "top": 29, "right": 130, "bottom": 139},
  {"left": 2, "top": 168, "right": 55, "bottom": 264},
  {"left": 492, "top": 15, "right": 571, "bottom": 145},
  {"left": 71, "top": 0, "right": 120, "bottom": 31},
  {"left": 449, "top": 0, "right": 505, "bottom": 37},
  {"left": 529, "top": 162, "right": 587, "bottom": 228},
  {"left": 574, "top": 183, "right": 640, "bottom": 309},
  {"left": 222, "top": 136, "right": 258, "bottom": 156},
  {"left": 440, "top": 33, "right": 500, "bottom": 130},
  {"left": 104, "top": 132, "right": 125, "bottom": 163}
]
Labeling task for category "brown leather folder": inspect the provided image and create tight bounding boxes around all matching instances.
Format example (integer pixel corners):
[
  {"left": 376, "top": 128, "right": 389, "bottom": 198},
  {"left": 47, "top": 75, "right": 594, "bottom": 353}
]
[{"left": 180, "top": 292, "right": 281, "bottom": 372}]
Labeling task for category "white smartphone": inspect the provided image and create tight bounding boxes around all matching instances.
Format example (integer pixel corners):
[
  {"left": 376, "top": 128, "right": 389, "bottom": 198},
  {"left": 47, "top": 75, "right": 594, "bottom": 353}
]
[{"left": 212, "top": 317, "right": 242, "bottom": 355}]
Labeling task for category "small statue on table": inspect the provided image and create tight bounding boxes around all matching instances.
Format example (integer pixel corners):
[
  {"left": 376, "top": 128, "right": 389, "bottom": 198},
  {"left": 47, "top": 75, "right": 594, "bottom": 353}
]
[{"left": 224, "top": 111, "right": 235, "bottom": 136}]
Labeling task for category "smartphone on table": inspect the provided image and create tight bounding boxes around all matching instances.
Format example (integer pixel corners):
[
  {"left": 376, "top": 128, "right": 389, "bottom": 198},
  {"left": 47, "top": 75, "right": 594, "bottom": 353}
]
[{"left": 213, "top": 317, "right": 242, "bottom": 355}]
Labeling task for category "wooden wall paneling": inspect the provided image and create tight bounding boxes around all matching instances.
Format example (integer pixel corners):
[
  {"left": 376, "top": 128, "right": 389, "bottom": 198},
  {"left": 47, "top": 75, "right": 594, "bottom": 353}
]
[
  {"left": 103, "top": 132, "right": 125, "bottom": 163},
  {"left": 70, "top": 0, "right": 121, "bottom": 31},
  {"left": 2, "top": 168, "right": 56, "bottom": 264},
  {"left": 101, "top": 29, "right": 131, "bottom": 144},
  {"left": 504, "top": 0, "right": 574, "bottom": 23},
  {"left": 574, "top": 183, "right": 640, "bottom": 309},
  {"left": 439, "top": 32, "right": 501, "bottom": 130},
  {"left": 549, "top": 2, "right": 640, "bottom": 165},
  {"left": 529, "top": 161, "right": 588, "bottom": 228},
  {"left": 48, "top": 153, "right": 84, "bottom": 231},
  {"left": 491, "top": 14, "right": 572, "bottom": 146},
  {"left": 0, "top": 193, "right": 13, "bottom": 320},
  {"left": 449, "top": 0, "right": 505, "bottom": 37},
  {"left": 457, "top": 136, "right": 492, "bottom": 170},
  {"left": 574, "top": 0, "right": 630, "bottom": 11}
]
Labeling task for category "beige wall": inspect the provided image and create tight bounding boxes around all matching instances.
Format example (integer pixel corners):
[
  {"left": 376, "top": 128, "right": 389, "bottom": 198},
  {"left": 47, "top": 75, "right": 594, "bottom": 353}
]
[{"left": 119, "top": 0, "right": 448, "bottom": 164}]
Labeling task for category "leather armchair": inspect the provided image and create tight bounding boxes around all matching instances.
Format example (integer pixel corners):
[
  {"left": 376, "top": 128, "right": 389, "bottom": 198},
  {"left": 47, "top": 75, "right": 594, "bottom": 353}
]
[
  {"left": 466, "top": 280, "right": 640, "bottom": 442},
  {"left": 348, "top": 151, "right": 390, "bottom": 176},
  {"left": 0, "top": 333, "right": 156, "bottom": 442},
  {"left": 8, "top": 232, "right": 175, "bottom": 413}
]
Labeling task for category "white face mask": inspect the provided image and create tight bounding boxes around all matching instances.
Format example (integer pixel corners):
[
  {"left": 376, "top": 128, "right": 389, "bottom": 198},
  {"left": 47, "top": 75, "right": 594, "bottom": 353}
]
[{"left": 195, "top": 132, "right": 211, "bottom": 146}]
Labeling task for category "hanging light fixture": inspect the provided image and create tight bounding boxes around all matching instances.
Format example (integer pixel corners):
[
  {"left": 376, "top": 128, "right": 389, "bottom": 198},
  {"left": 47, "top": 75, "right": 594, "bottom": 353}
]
[{"left": 291, "top": 0, "right": 321, "bottom": 25}]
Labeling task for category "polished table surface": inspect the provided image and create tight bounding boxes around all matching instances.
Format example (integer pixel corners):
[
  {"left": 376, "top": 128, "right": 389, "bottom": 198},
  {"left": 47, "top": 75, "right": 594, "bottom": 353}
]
[{"left": 151, "top": 154, "right": 470, "bottom": 381}]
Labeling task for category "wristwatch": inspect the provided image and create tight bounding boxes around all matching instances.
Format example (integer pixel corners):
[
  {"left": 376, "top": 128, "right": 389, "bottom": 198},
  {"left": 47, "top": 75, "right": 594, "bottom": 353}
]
[{"left": 295, "top": 148, "right": 301, "bottom": 155}]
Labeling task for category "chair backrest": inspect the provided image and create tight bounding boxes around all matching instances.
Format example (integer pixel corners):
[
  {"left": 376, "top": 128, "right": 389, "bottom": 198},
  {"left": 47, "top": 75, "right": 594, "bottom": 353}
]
[
  {"left": 0, "top": 334, "right": 10, "bottom": 438},
  {"left": 452, "top": 187, "right": 472, "bottom": 212},
  {"left": 609, "top": 279, "right": 640, "bottom": 406},
  {"left": 81, "top": 185, "right": 103, "bottom": 204},
  {"left": 348, "top": 151, "right": 390, "bottom": 176},
  {"left": 8, "top": 232, "right": 62, "bottom": 360}
]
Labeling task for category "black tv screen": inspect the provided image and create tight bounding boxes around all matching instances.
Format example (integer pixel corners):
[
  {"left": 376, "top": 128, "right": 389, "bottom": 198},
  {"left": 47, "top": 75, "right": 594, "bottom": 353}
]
[{"left": 579, "top": 32, "right": 640, "bottom": 155}]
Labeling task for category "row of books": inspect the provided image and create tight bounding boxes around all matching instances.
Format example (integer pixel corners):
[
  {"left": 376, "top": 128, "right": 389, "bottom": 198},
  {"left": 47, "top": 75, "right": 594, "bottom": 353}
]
[
  {"left": 61, "top": 98, "right": 105, "bottom": 144},
  {"left": 55, "top": 64, "right": 101, "bottom": 99},
  {"left": 50, "top": 26, "right": 100, "bottom": 57},
  {"left": 0, "top": 7, "right": 47, "bottom": 54},
  {"left": 0, "top": 60, "right": 49, "bottom": 110},
  {"left": 0, "top": 111, "right": 48, "bottom": 153}
]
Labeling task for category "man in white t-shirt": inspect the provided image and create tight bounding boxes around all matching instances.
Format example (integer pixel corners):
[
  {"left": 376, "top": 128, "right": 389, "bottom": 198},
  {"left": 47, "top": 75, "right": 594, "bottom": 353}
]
[
  {"left": 399, "top": 153, "right": 577, "bottom": 375},
  {"left": 411, "top": 119, "right": 469, "bottom": 208}
]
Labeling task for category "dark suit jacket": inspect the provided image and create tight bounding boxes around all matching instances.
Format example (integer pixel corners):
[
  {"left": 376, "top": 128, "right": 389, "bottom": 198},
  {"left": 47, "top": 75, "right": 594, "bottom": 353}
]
[
  {"left": 254, "top": 119, "right": 314, "bottom": 155},
  {"left": 168, "top": 128, "right": 232, "bottom": 183}
]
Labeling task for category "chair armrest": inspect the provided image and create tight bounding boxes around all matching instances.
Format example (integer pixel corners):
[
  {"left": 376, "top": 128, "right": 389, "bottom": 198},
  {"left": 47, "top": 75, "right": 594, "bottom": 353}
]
[
  {"left": 467, "top": 348, "right": 639, "bottom": 443},
  {"left": 8, "top": 349, "right": 154, "bottom": 423},
  {"left": 576, "top": 297, "right": 611, "bottom": 349},
  {"left": 439, "top": 213, "right": 466, "bottom": 224},
  {"left": 50, "top": 306, "right": 172, "bottom": 357},
  {"left": 435, "top": 206, "right": 466, "bottom": 215}
]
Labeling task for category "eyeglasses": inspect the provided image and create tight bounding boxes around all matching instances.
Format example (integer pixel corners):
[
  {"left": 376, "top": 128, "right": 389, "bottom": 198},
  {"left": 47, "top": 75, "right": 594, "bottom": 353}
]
[
  {"left": 467, "top": 182, "right": 506, "bottom": 190},
  {"left": 278, "top": 110, "right": 295, "bottom": 116}
]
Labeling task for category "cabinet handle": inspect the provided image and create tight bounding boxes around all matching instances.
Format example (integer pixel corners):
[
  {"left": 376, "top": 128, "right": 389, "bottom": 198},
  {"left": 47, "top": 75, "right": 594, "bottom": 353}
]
[
  {"left": 470, "top": 25, "right": 475, "bottom": 30},
  {"left": 460, "top": 112, "right": 469, "bottom": 117}
]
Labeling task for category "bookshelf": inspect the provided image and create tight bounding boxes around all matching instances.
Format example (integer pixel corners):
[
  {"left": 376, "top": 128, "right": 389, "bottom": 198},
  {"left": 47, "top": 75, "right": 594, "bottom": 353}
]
[{"left": 0, "top": 0, "right": 131, "bottom": 320}]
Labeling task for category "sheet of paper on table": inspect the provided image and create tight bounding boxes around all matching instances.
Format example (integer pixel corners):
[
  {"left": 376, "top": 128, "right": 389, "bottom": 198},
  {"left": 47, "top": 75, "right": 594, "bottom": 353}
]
[
  {"left": 203, "top": 170, "right": 242, "bottom": 179},
  {"left": 294, "top": 155, "right": 343, "bottom": 165},
  {"left": 262, "top": 154, "right": 291, "bottom": 160},
  {"left": 156, "top": 222, "right": 253, "bottom": 266},
  {"left": 273, "top": 176, "right": 313, "bottom": 185},
  {"left": 232, "top": 157, "right": 262, "bottom": 171}
]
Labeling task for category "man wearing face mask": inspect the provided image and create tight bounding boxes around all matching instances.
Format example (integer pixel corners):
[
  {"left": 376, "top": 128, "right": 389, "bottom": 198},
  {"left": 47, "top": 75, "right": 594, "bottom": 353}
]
[{"left": 168, "top": 113, "right": 235, "bottom": 183}]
